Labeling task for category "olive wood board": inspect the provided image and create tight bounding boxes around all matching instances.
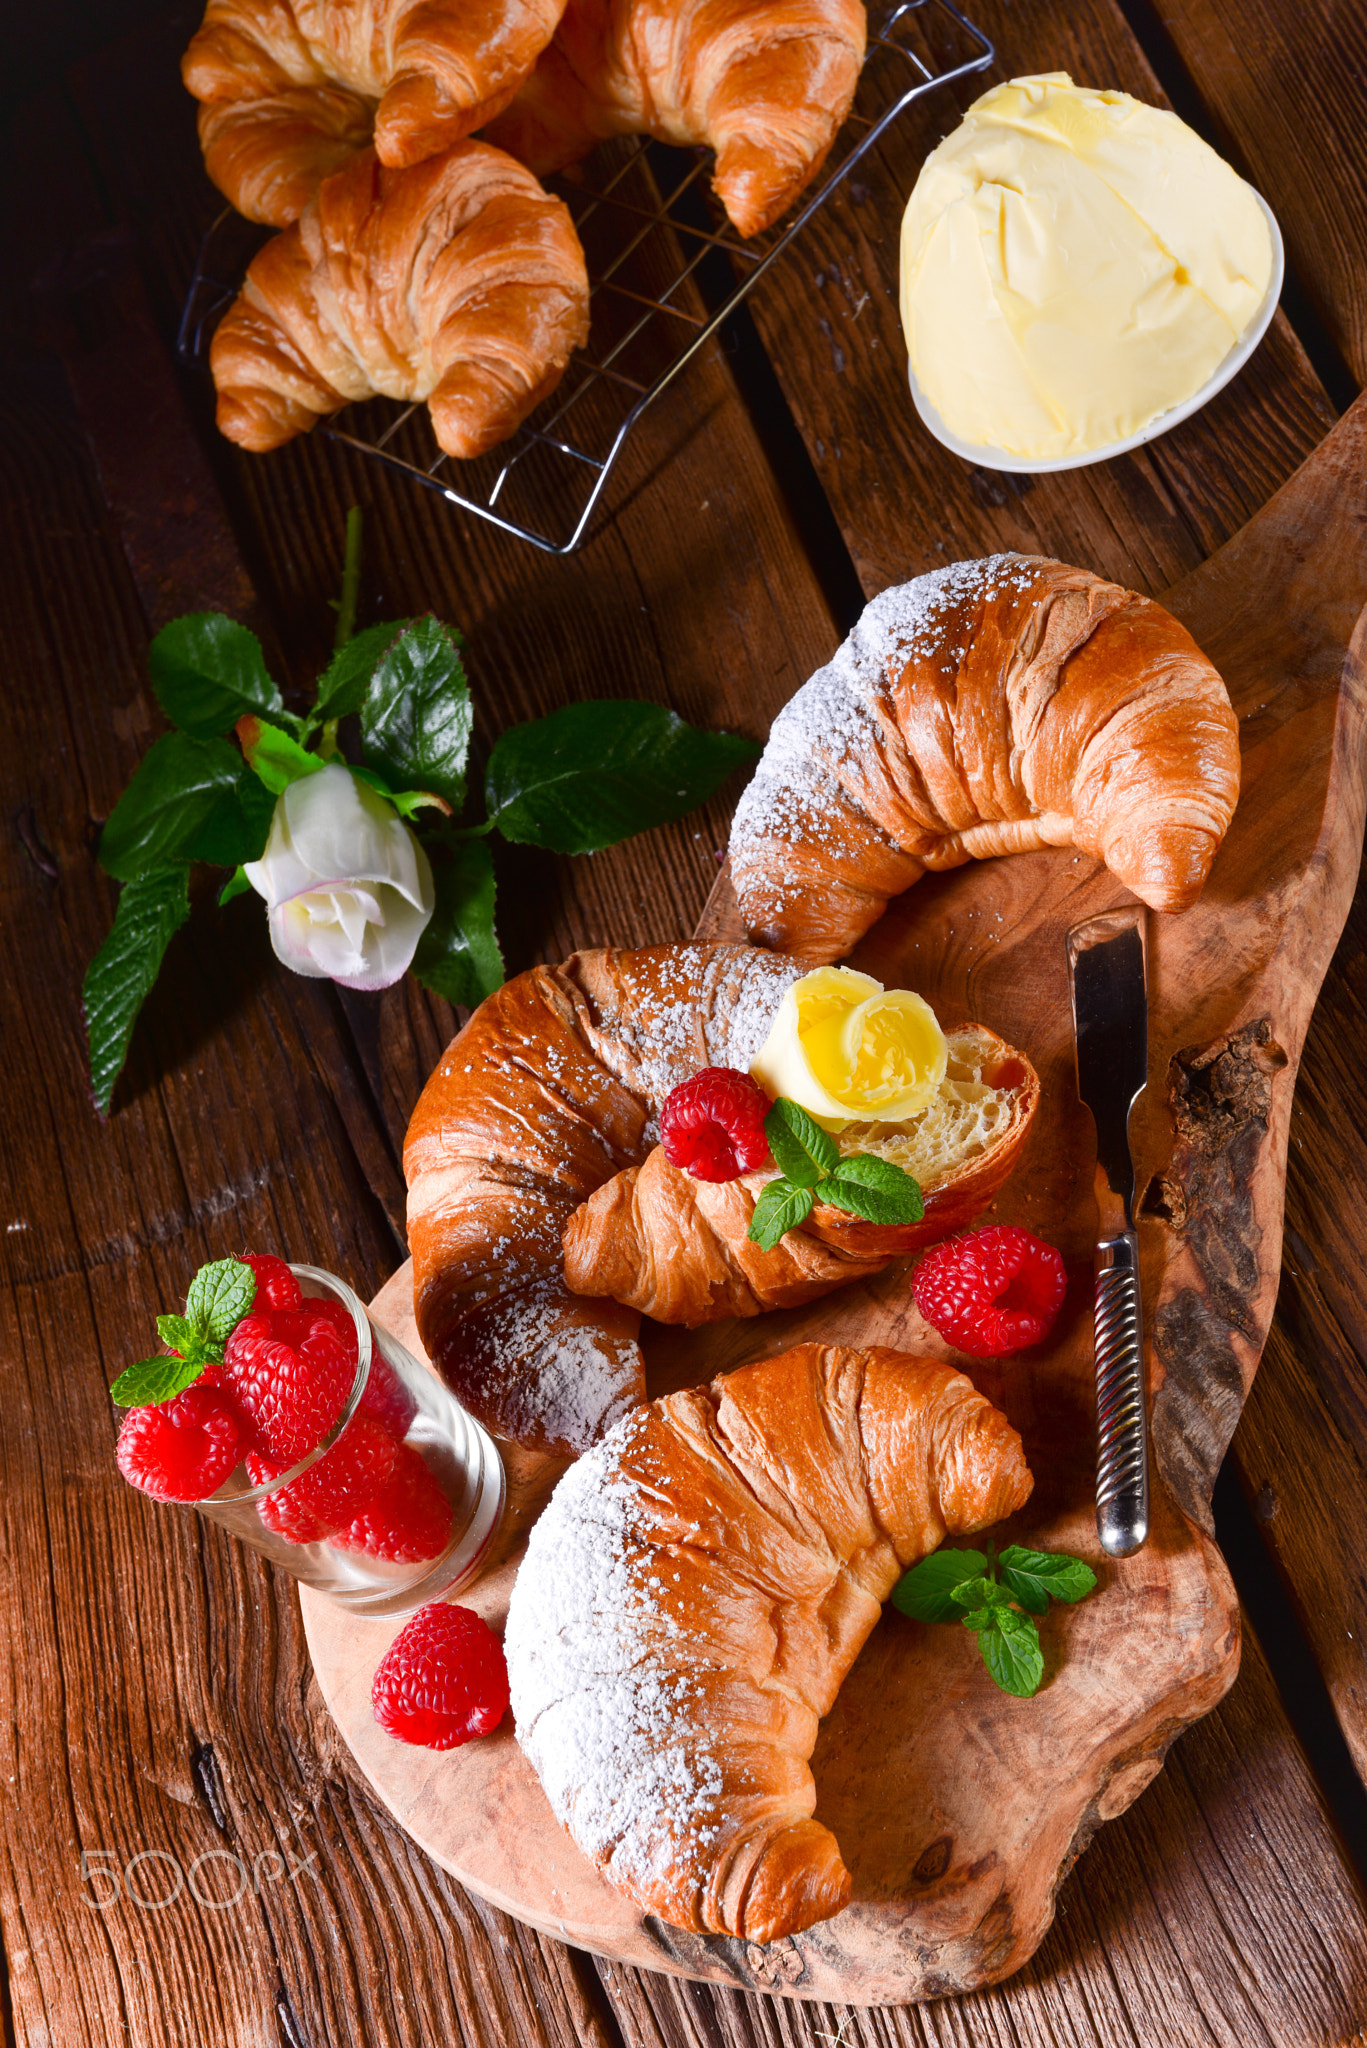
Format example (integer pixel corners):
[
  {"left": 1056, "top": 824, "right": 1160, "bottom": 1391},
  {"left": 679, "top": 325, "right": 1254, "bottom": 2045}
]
[{"left": 302, "top": 391, "right": 1367, "bottom": 2005}]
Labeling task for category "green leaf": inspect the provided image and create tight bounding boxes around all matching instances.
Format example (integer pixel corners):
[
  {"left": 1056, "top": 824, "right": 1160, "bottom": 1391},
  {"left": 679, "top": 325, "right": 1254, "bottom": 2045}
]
[
  {"left": 746, "top": 1179, "right": 815, "bottom": 1252},
  {"left": 156, "top": 1313, "right": 199, "bottom": 1356},
  {"left": 949, "top": 1575, "right": 1014, "bottom": 1610},
  {"left": 484, "top": 700, "right": 757, "bottom": 854},
  {"left": 976, "top": 1606, "right": 1045, "bottom": 1698},
  {"left": 83, "top": 864, "right": 191, "bottom": 1115},
  {"left": 360, "top": 616, "right": 471, "bottom": 813},
  {"left": 890, "top": 1548, "right": 987, "bottom": 1624},
  {"left": 219, "top": 865, "right": 253, "bottom": 906},
  {"left": 763, "top": 1098, "right": 839, "bottom": 1189},
  {"left": 182, "top": 763, "right": 276, "bottom": 869},
  {"left": 237, "top": 716, "right": 325, "bottom": 796},
  {"left": 817, "top": 1152, "right": 925, "bottom": 1226},
  {"left": 99, "top": 733, "right": 252, "bottom": 881},
  {"left": 109, "top": 1355, "right": 206, "bottom": 1407},
  {"left": 411, "top": 840, "right": 503, "bottom": 1007},
  {"left": 349, "top": 764, "right": 451, "bottom": 821},
  {"left": 311, "top": 619, "right": 412, "bottom": 726},
  {"left": 187, "top": 1258, "right": 257, "bottom": 1343},
  {"left": 147, "top": 613, "right": 291, "bottom": 738},
  {"left": 999, "top": 1546, "right": 1098, "bottom": 1613}
]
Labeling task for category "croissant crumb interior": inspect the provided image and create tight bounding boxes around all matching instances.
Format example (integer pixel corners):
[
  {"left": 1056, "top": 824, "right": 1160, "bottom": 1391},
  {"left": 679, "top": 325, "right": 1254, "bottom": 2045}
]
[{"left": 835, "top": 1031, "right": 1016, "bottom": 1179}]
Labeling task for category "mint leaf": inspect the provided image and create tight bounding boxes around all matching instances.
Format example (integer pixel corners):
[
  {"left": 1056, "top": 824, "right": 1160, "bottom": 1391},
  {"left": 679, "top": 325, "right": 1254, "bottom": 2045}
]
[
  {"left": 156, "top": 1313, "right": 200, "bottom": 1356},
  {"left": 99, "top": 733, "right": 253, "bottom": 880},
  {"left": 977, "top": 1606, "right": 1044, "bottom": 1697},
  {"left": 411, "top": 839, "right": 503, "bottom": 1007},
  {"left": 187, "top": 1258, "right": 257, "bottom": 1343},
  {"left": 148, "top": 613, "right": 292, "bottom": 738},
  {"left": 83, "top": 864, "right": 191, "bottom": 1115},
  {"left": 360, "top": 616, "right": 471, "bottom": 813},
  {"left": 999, "top": 1546, "right": 1098, "bottom": 1612},
  {"left": 818, "top": 1152, "right": 924, "bottom": 1225},
  {"left": 109, "top": 1355, "right": 206, "bottom": 1407},
  {"left": 311, "top": 619, "right": 412, "bottom": 727},
  {"left": 764, "top": 1098, "right": 839, "bottom": 1188},
  {"left": 237, "top": 716, "right": 324, "bottom": 795},
  {"left": 747, "top": 1179, "right": 815, "bottom": 1252},
  {"left": 950, "top": 1576, "right": 1014, "bottom": 1610},
  {"left": 484, "top": 700, "right": 757, "bottom": 853},
  {"left": 890, "top": 1548, "right": 987, "bottom": 1623}
]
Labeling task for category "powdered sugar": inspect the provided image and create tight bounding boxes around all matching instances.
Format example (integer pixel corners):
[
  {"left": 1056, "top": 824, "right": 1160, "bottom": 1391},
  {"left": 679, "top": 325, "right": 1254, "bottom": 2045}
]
[
  {"left": 585, "top": 946, "right": 802, "bottom": 1110},
  {"left": 505, "top": 1413, "right": 725, "bottom": 1888},
  {"left": 475, "top": 1278, "right": 642, "bottom": 1454},
  {"left": 730, "top": 556, "right": 1040, "bottom": 900}
]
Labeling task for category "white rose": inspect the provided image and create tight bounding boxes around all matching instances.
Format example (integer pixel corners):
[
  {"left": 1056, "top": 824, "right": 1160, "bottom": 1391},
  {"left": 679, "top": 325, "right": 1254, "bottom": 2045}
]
[{"left": 244, "top": 764, "right": 435, "bottom": 991}]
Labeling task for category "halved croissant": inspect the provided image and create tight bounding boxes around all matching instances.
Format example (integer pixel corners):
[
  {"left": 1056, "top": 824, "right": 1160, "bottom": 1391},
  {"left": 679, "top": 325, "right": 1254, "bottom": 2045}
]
[
  {"left": 563, "top": 1023, "right": 1039, "bottom": 1323},
  {"left": 209, "top": 142, "right": 589, "bottom": 457},
  {"left": 183, "top": 0, "right": 568, "bottom": 224},
  {"left": 505, "top": 1340, "right": 1034, "bottom": 1942},
  {"left": 484, "top": 0, "right": 867, "bottom": 237},
  {"left": 729, "top": 553, "right": 1242, "bottom": 964},
  {"left": 404, "top": 944, "right": 803, "bottom": 1454}
]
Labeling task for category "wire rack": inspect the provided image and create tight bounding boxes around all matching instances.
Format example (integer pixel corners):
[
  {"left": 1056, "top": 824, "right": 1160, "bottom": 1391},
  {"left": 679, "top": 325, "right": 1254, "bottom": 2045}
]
[{"left": 179, "top": 0, "right": 992, "bottom": 554}]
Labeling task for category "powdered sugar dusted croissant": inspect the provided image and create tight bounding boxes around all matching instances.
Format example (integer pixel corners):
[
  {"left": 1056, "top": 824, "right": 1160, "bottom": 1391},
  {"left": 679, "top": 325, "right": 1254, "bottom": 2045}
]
[
  {"left": 209, "top": 143, "right": 589, "bottom": 457},
  {"left": 184, "top": 0, "right": 568, "bottom": 224},
  {"left": 404, "top": 945, "right": 802, "bottom": 1455},
  {"left": 484, "top": 0, "right": 867, "bottom": 237},
  {"left": 563, "top": 1023, "right": 1039, "bottom": 1324},
  {"left": 505, "top": 1341, "right": 1034, "bottom": 1941},
  {"left": 729, "top": 554, "right": 1242, "bottom": 964}
]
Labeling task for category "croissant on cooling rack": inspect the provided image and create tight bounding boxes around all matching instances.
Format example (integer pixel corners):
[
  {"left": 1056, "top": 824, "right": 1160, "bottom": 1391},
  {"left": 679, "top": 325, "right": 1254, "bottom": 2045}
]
[
  {"left": 183, "top": 0, "right": 568, "bottom": 224},
  {"left": 484, "top": 0, "right": 868, "bottom": 237},
  {"left": 562, "top": 1022, "right": 1039, "bottom": 1325},
  {"left": 209, "top": 142, "right": 589, "bottom": 458},
  {"left": 729, "top": 553, "right": 1243, "bottom": 963},
  {"left": 404, "top": 944, "right": 804, "bottom": 1456},
  {"left": 505, "top": 1340, "right": 1034, "bottom": 1942}
]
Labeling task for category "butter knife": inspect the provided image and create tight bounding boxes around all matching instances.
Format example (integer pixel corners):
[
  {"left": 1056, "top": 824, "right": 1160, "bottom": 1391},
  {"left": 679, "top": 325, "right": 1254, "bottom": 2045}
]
[{"left": 1066, "top": 910, "right": 1151, "bottom": 1558}]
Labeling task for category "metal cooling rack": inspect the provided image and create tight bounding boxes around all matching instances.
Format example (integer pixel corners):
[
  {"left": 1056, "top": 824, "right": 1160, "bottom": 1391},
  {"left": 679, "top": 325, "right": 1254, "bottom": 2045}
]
[{"left": 179, "top": 0, "right": 992, "bottom": 554}]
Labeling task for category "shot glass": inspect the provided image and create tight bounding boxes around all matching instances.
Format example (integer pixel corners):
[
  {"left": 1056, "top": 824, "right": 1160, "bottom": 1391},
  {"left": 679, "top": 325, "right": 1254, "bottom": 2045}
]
[{"left": 194, "top": 1265, "right": 504, "bottom": 1617}]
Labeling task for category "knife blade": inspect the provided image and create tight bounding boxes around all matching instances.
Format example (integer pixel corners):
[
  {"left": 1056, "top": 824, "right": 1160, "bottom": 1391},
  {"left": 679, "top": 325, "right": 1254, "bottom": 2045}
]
[{"left": 1066, "top": 910, "right": 1150, "bottom": 1558}]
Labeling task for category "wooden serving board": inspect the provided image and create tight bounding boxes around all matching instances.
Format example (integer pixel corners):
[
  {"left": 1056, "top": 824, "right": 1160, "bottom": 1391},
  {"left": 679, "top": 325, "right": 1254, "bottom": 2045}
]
[{"left": 302, "top": 393, "right": 1367, "bottom": 2005}]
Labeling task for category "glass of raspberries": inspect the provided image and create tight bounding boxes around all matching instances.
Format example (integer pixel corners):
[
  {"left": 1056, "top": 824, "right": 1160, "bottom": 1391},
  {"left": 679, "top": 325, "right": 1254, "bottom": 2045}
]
[{"left": 112, "top": 1255, "right": 505, "bottom": 1617}]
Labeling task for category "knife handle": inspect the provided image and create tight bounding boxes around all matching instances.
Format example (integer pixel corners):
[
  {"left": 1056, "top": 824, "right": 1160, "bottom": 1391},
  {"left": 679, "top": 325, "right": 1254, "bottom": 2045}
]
[{"left": 1094, "top": 1232, "right": 1150, "bottom": 1558}]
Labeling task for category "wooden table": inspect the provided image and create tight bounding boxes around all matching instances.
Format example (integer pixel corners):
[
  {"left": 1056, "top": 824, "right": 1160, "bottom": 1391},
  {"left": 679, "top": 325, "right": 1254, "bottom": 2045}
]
[{"left": 3, "top": 3, "right": 1366, "bottom": 2042}]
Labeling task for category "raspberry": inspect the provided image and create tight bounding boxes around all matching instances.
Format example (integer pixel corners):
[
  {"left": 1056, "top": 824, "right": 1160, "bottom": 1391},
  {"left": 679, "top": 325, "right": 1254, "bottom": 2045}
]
[
  {"left": 359, "top": 1349, "right": 419, "bottom": 1440},
  {"left": 239, "top": 1253, "right": 301, "bottom": 1313},
  {"left": 334, "top": 1443, "right": 453, "bottom": 1562},
  {"left": 293, "top": 1411, "right": 396, "bottom": 1527},
  {"left": 372, "top": 1603, "right": 509, "bottom": 1750},
  {"left": 116, "top": 1385, "right": 245, "bottom": 1502},
  {"left": 659, "top": 1067, "right": 773, "bottom": 1181},
  {"left": 913, "top": 1226, "right": 1067, "bottom": 1358},
  {"left": 247, "top": 1452, "right": 327, "bottom": 1544},
  {"left": 222, "top": 1306, "right": 355, "bottom": 1463}
]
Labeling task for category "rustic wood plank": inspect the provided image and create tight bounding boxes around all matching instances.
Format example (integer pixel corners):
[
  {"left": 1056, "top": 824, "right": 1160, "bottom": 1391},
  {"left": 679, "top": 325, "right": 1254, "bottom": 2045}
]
[
  {"left": 594, "top": 1625, "right": 1367, "bottom": 2046},
  {"left": 1127, "top": 0, "right": 1367, "bottom": 390},
  {"left": 732, "top": 0, "right": 1336, "bottom": 603}
]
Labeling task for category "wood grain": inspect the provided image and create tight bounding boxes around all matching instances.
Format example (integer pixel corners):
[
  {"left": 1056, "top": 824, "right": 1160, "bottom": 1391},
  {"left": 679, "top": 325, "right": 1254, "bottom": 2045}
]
[{"left": 2, "top": 0, "right": 1367, "bottom": 2041}]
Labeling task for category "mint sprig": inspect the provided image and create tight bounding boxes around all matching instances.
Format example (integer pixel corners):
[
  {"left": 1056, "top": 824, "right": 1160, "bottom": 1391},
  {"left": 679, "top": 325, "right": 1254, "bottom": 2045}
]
[
  {"left": 85, "top": 511, "right": 756, "bottom": 1114},
  {"left": 891, "top": 1542, "right": 1098, "bottom": 1697},
  {"left": 110, "top": 1258, "right": 257, "bottom": 1407},
  {"left": 746, "top": 1098, "right": 924, "bottom": 1251}
]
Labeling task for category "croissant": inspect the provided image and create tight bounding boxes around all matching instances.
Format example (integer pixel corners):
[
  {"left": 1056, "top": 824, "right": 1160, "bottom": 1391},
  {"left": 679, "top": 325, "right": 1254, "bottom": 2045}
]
[
  {"left": 404, "top": 944, "right": 805, "bottom": 1454},
  {"left": 483, "top": 0, "right": 867, "bottom": 237},
  {"left": 183, "top": 0, "right": 568, "bottom": 224},
  {"left": 729, "top": 553, "right": 1242, "bottom": 964},
  {"left": 209, "top": 143, "right": 590, "bottom": 457},
  {"left": 505, "top": 1340, "right": 1034, "bottom": 1941},
  {"left": 563, "top": 1022, "right": 1039, "bottom": 1324}
]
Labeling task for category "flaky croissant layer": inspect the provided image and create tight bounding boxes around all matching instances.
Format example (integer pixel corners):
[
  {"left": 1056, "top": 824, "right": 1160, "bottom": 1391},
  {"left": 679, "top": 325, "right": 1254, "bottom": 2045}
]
[
  {"left": 210, "top": 141, "right": 589, "bottom": 457},
  {"left": 506, "top": 1341, "right": 1034, "bottom": 1942},
  {"left": 729, "top": 554, "right": 1241, "bottom": 963}
]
